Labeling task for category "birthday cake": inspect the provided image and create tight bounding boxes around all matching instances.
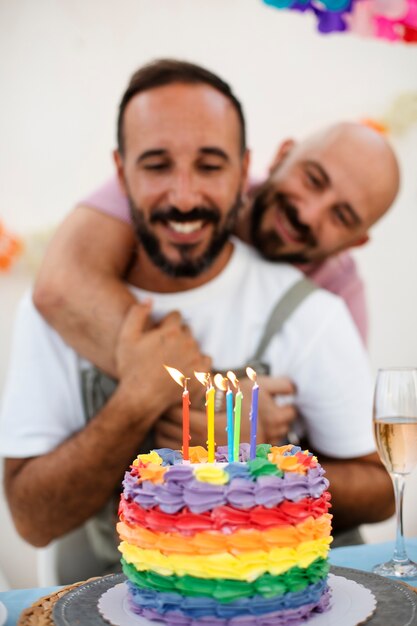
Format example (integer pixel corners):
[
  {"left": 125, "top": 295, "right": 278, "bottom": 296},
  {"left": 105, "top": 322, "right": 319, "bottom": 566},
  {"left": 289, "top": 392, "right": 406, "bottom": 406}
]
[{"left": 117, "top": 443, "right": 332, "bottom": 625}]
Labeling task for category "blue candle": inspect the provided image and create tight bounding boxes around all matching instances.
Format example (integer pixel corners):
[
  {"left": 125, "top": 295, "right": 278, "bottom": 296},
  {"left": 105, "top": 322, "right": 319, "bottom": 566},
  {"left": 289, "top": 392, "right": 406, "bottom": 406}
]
[
  {"left": 226, "top": 387, "right": 234, "bottom": 462},
  {"left": 227, "top": 371, "right": 242, "bottom": 461},
  {"left": 247, "top": 367, "right": 259, "bottom": 460}
]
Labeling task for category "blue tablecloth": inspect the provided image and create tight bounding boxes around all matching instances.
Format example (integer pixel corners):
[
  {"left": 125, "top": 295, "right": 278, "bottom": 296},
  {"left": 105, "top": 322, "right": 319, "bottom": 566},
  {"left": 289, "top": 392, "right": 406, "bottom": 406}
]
[{"left": 1, "top": 539, "right": 417, "bottom": 626}]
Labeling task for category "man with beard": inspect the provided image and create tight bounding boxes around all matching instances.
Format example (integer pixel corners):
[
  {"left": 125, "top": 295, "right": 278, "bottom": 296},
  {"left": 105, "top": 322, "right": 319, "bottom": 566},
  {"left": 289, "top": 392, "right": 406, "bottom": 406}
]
[{"left": 1, "top": 60, "right": 393, "bottom": 570}]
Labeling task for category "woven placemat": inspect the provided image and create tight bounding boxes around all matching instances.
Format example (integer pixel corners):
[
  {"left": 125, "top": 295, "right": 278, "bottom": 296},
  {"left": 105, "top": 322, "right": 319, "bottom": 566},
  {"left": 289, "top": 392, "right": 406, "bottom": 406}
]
[{"left": 17, "top": 578, "right": 99, "bottom": 626}]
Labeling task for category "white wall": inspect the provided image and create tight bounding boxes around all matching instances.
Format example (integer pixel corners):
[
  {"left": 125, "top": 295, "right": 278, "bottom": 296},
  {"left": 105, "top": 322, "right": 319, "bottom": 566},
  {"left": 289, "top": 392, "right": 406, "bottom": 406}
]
[{"left": 1, "top": 0, "right": 416, "bottom": 588}]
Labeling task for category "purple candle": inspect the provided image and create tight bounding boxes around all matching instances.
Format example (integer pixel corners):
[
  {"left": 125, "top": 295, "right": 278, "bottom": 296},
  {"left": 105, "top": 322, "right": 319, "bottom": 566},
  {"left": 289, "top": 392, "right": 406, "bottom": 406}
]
[{"left": 247, "top": 367, "right": 259, "bottom": 460}]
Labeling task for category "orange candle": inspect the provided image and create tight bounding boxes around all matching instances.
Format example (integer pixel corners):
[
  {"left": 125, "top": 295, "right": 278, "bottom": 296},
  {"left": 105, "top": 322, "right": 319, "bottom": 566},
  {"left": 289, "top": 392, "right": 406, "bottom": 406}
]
[{"left": 164, "top": 365, "right": 190, "bottom": 461}]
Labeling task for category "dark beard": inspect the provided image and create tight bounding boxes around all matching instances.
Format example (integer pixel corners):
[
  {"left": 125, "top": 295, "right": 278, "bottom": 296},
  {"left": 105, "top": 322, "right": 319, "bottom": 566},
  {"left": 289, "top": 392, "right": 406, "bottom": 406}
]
[
  {"left": 129, "top": 194, "right": 242, "bottom": 278},
  {"left": 251, "top": 188, "right": 316, "bottom": 264}
]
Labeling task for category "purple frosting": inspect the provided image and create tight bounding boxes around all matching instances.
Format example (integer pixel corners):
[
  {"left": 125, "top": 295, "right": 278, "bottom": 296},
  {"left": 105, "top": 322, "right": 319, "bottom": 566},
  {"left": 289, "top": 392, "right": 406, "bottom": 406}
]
[
  {"left": 122, "top": 460, "right": 329, "bottom": 514},
  {"left": 216, "top": 443, "right": 250, "bottom": 462},
  {"left": 226, "top": 478, "right": 256, "bottom": 509},
  {"left": 254, "top": 476, "right": 285, "bottom": 507},
  {"left": 183, "top": 480, "right": 227, "bottom": 514}
]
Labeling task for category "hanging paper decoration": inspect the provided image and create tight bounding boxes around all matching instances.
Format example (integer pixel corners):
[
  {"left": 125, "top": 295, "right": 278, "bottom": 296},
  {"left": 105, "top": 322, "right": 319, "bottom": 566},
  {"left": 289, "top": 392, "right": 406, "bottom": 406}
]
[
  {"left": 0, "top": 219, "right": 55, "bottom": 275},
  {"left": 0, "top": 221, "right": 23, "bottom": 271},
  {"left": 362, "top": 93, "right": 417, "bottom": 135},
  {"left": 262, "top": 0, "right": 417, "bottom": 42}
]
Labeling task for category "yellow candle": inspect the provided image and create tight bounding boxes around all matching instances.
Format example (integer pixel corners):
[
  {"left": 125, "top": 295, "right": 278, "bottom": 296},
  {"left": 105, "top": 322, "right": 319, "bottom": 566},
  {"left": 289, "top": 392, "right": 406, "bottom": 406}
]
[{"left": 206, "top": 383, "right": 216, "bottom": 462}]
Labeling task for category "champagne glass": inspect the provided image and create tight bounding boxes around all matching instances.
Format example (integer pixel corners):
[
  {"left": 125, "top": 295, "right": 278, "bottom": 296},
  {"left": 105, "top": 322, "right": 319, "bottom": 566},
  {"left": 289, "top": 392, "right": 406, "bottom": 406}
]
[{"left": 373, "top": 367, "right": 417, "bottom": 578}]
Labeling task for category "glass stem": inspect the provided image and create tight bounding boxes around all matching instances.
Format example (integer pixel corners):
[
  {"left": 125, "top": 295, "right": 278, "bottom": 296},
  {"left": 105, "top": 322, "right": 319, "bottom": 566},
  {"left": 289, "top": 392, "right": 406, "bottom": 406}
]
[{"left": 392, "top": 473, "right": 407, "bottom": 563}]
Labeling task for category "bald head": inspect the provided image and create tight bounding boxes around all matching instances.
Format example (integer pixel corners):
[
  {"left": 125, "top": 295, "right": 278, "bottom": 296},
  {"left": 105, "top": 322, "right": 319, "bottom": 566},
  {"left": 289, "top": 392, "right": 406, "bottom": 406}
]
[
  {"left": 251, "top": 121, "right": 400, "bottom": 263},
  {"left": 301, "top": 122, "right": 400, "bottom": 226}
]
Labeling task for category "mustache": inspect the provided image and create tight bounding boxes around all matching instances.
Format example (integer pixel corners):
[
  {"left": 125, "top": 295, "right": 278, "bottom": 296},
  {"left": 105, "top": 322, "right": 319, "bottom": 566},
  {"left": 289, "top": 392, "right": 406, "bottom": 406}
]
[
  {"left": 274, "top": 193, "right": 317, "bottom": 247},
  {"left": 150, "top": 206, "right": 221, "bottom": 225}
]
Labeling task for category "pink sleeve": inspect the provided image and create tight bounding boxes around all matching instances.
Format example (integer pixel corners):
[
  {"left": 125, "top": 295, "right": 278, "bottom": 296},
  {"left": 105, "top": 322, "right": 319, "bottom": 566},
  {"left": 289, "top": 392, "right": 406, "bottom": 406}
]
[
  {"left": 77, "top": 176, "right": 132, "bottom": 225},
  {"left": 306, "top": 253, "right": 368, "bottom": 346}
]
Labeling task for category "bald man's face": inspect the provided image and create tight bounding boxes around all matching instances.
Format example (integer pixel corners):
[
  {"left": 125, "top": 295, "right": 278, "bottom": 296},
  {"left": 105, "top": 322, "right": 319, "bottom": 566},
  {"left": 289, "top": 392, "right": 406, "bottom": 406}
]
[{"left": 251, "top": 129, "right": 398, "bottom": 264}]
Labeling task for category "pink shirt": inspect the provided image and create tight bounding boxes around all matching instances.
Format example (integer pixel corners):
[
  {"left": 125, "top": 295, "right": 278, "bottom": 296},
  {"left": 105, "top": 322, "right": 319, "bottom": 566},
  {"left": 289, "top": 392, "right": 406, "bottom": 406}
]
[{"left": 79, "top": 177, "right": 368, "bottom": 344}]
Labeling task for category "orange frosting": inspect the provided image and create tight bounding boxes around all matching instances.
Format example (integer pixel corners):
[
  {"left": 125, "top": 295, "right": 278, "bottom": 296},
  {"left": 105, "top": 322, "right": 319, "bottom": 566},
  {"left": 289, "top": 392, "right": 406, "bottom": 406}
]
[
  {"left": 117, "top": 514, "right": 332, "bottom": 555},
  {"left": 188, "top": 446, "right": 209, "bottom": 463},
  {"left": 137, "top": 463, "right": 167, "bottom": 484}
]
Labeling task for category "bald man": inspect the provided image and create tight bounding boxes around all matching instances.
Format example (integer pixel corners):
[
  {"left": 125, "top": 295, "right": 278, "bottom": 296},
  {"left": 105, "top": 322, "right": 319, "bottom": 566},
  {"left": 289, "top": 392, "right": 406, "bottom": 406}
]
[{"left": 34, "top": 121, "right": 400, "bottom": 374}]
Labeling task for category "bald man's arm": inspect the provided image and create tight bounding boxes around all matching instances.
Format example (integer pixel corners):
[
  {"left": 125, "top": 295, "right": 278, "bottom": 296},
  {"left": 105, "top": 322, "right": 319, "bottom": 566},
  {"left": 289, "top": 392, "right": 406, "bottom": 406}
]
[
  {"left": 33, "top": 206, "right": 137, "bottom": 377},
  {"left": 307, "top": 447, "right": 394, "bottom": 531}
]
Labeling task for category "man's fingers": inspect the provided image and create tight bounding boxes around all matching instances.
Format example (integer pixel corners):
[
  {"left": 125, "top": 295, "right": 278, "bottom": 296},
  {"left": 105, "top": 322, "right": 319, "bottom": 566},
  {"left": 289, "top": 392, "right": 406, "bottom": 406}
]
[
  {"left": 262, "top": 404, "right": 297, "bottom": 427},
  {"left": 258, "top": 375, "right": 296, "bottom": 396},
  {"left": 159, "top": 310, "right": 182, "bottom": 328},
  {"left": 118, "top": 301, "right": 152, "bottom": 343}
]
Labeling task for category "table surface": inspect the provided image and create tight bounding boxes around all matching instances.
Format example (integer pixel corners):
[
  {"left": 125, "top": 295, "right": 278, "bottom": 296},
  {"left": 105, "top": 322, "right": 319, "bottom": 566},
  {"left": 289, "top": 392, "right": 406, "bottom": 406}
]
[{"left": 1, "top": 538, "right": 417, "bottom": 626}]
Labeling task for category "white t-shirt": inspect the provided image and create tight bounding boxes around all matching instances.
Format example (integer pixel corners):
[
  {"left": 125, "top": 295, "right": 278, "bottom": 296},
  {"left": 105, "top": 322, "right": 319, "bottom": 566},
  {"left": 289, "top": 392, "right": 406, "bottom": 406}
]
[{"left": 0, "top": 239, "right": 375, "bottom": 460}]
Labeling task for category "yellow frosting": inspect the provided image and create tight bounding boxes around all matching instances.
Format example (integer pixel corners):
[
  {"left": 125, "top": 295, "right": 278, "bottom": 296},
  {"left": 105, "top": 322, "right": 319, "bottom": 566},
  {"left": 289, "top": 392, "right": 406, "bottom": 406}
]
[
  {"left": 193, "top": 465, "right": 229, "bottom": 485},
  {"left": 119, "top": 537, "right": 331, "bottom": 581},
  {"left": 133, "top": 451, "right": 163, "bottom": 466}
]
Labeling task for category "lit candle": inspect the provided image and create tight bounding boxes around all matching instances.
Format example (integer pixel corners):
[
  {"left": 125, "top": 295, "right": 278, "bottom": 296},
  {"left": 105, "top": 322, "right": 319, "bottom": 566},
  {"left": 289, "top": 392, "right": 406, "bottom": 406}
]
[
  {"left": 246, "top": 367, "right": 259, "bottom": 460},
  {"left": 227, "top": 371, "right": 242, "bottom": 462},
  {"left": 214, "top": 374, "right": 234, "bottom": 462},
  {"left": 164, "top": 365, "right": 190, "bottom": 461},
  {"left": 182, "top": 379, "right": 190, "bottom": 461},
  {"left": 195, "top": 371, "right": 216, "bottom": 463}
]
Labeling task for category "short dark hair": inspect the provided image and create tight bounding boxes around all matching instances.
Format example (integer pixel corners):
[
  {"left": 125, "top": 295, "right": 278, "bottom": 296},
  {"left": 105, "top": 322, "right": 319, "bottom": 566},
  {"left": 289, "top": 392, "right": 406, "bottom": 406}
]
[{"left": 117, "top": 58, "right": 246, "bottom": 156}]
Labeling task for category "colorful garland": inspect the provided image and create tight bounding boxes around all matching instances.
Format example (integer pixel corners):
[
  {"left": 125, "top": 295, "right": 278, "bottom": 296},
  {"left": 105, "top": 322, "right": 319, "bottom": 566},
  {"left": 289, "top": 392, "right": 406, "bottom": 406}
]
[{"left": 262, "top": 0, "right": 417, "bottom": 42}]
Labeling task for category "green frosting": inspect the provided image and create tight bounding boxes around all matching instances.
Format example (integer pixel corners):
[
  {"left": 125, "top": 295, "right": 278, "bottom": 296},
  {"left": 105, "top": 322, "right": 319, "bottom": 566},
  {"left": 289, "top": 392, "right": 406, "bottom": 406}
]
[
  {"left": 255, "top": 443, "right": 272, "bottom": 459},
  {"left": 122, "top": 558, "right": 329, "bottom": 602},
  {"left": 247, "top": 456, "right": 284, "bottom": 478}
]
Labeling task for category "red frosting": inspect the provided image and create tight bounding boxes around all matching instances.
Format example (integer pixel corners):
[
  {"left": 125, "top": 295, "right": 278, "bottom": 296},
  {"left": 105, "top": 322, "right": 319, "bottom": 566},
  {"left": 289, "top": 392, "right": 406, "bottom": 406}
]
[{"left": 119, "top": 492, "right": 331, "bottom": 536}]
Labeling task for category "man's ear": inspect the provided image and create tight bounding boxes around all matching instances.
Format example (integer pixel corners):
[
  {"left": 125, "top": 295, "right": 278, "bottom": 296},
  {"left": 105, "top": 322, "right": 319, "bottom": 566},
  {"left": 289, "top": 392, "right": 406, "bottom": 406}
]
[
  {"left": 268, "top": 139, "right": 296, "bottom": 174},
  {"left": 113, "top": 149, "right": 128, "bottom": 196}
]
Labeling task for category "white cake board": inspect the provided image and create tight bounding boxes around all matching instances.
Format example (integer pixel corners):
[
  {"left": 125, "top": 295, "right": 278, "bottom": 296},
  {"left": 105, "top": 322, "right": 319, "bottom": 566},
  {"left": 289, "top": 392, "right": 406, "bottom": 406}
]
[{"left": 98, "top": 574, "right": 376, "bottom": 626}]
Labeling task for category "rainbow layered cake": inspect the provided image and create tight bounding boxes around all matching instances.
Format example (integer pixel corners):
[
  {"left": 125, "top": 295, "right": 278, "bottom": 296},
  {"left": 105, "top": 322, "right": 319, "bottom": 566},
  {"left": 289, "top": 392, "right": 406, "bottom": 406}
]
[{"left": 117, "top": 443, "right": 332, "bottom": 625}]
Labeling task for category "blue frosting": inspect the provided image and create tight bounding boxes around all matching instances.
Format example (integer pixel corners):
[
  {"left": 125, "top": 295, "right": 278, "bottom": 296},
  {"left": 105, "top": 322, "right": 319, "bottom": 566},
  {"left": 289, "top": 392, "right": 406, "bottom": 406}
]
[
  {"left": 127, "top": 579, "right": 327, "bottom": 619},
  {"left": 153, "top": 448, "right": 183, "bottom": 466},
  {"left": 224, "top": 462, "right": 252, "bottom": 481}
]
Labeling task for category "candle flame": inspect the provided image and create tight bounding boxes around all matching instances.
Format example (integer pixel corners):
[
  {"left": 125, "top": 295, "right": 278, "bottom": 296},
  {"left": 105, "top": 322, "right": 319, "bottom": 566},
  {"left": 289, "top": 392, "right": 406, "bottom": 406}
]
[
  {"left": 246, "top": 366, "right": 257, "bottom": 383},
  {"left": 227, "top": 370, "right": 240, "bottom": 390},
  {"left": 194, "top": 371, "right": 210, "bottom": 387},
  {"left": 164, "top": 365, "right": 186, "bottom": 388},
  {"left": 214, "top": 373, "right": 228, "bottom": 391}
]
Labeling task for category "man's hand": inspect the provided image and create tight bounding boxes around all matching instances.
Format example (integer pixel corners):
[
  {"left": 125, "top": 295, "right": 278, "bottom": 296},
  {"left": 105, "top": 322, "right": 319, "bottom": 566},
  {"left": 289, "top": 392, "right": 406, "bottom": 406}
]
[
  {"left": 115, "top": 302, "right": 211, "bottom": 416},
  {"left": 155, "top": 404, "right": 265, "bottom": 450}
]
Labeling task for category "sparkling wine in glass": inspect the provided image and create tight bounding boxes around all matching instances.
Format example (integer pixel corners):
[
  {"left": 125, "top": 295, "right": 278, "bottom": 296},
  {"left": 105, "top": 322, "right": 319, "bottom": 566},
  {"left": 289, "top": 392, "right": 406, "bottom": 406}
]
[{"left": 373, "top": 367, "right": 417, "bottom": 578}]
